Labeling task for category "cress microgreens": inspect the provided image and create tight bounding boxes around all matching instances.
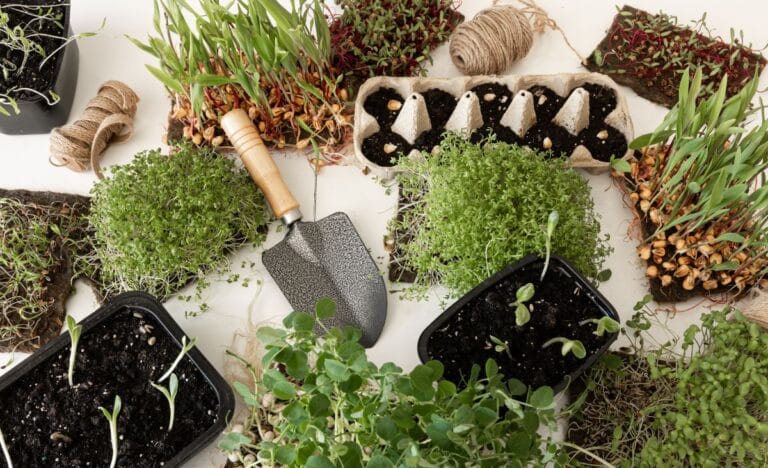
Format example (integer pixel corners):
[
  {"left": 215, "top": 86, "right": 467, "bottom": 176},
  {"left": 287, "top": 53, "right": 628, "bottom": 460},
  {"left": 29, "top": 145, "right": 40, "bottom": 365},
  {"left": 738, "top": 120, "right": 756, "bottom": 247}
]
[
  {"left": 98, "top": 395, "right": 121, "bottom": 468},
  {"left": 219, "top": 299, "right": 579, "bottom": 467},
  {"left": 570, "top": 305, "right": 768, "bottom": 466},
  {"left": 541, "top": 211, "right": 559, "bottom": 281},
  {"left": 513, "top": 283, "right": 535, "bottom": 326},
  {"left": 329, "top": 0, "right": 462, "bottom": 77},
  {"left": 0, "top": 426, "right": 11, "bottom": 468},
  {"left": 159, "top": 336, "right": 196, "bottom": 383},
  {"left": 84, "top": 143, "right": 268, "bottom": 310},
  {"left": 620, "top": 69, "right": 768, "bottom": 294},
  {"left": 151, "top": 373, "right": 179, "bottom": 432},
  {"left": 579, "top": 316, "right": 621, "bottom": 337},
  {"left": 131, "top": 0, "right": 351, "bottom": 155},
  {"left": 391, "top": 133, "right": 611, "bottom": 298},
  {"left": 489, "top": 334, "right": 511, "bottom": 359},
  {"left": 589, "top": 6, "right": 766, "bottom": 106},
  {"left": 65, "top": 315, "right": 81, "bottom": 387},
  {"left": 0, "top": 195, "right": 93, "bottom": 351},
  {"left": 542, "top": 337, "right": 587, "bottom": 359}
]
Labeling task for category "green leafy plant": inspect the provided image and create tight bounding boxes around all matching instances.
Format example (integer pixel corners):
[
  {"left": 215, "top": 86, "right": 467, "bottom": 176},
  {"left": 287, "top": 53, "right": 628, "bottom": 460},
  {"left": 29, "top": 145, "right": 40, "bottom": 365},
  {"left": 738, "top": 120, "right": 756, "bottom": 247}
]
[
  {"left": 159, "top": 336, "right": 196, "bottom": 383},
  {"left": 98, "top": 395, "right": 121, "bottom": 468},
  {"left": 219, "top": 299, "right": 573, "bottom": 467},
  {"left": 579, "top": 316, "right": 621, "bottom": 337},
  {"left": 513, "top": 283, "right": 535, "bottom": 326},
  {"left": 65, "top": 315, "right": 81, "bottom": 387},
  {"left": 620, "top": 69, "right": 768, "bottom": 295},
  {"left": 85, "top": 143, "right": 268, "bottom": 307},
  {"left": 541, "top": 211, "right": 559, "bottom": 281},
  {"left": 392, "top": 133, "right": 611, "bottom": 298},
  {"left": 151, "top": 373, "right": 179, "bottom": 432},
  {"left": 329, "top": 0, "right": 463, "bottom": 77},
  {"left": 542, "top": 337, "right": 587, "bottom": 359},
  {"left": 0, "top": 426, "right": 11, "bottom": 468},
  {"left": 131, "top": 0, "right": 351, "bottom": 155},
  {"left": 0, "top": 195, "right": 93, "bottom": 352}
]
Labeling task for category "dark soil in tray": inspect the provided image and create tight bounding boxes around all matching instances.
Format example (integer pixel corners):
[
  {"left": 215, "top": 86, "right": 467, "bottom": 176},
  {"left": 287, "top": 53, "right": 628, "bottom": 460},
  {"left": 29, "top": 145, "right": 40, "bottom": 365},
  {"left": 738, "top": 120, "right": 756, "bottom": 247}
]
[
  {"left": 423, "top": 259, "right": 613, "bottom": 389},
  {"left": 361, "top": 130, "right": 411, "bottom": 167},
  {"left": 0, "top": 307, "right": 219, "bottom": 467},
  {"left": 585, "top": 5, "right": 767, "bottom": 108},
  {"left": 422, "top": 88, "right": 457, "bottom": 128},
  {"left": 0, "top": 0, "right": 67, "bottom": 100},
  {"left": 471, "top": 82, "right": 513, "bottom": 125},
  {"left": 363, "top": 87, "right": 405, "bottom": 130},
  {"left": 0, "top": 188, "right": 97, "bottom": 353}
]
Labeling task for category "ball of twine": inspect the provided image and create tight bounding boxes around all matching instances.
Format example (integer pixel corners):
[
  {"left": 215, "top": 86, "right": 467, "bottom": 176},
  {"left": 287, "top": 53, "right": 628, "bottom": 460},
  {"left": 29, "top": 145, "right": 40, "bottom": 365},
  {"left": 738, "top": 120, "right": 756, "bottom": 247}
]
[
  {"left": 449, "top": 0, "right": 562, "bottom": 75},
  {"left": 50, "top": 80, "right": 139, "bottom": 179}
]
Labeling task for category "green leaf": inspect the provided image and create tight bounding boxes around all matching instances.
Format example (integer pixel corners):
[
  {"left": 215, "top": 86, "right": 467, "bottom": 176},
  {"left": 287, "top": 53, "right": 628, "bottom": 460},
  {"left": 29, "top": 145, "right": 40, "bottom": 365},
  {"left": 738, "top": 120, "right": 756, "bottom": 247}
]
[
  {"left": 375, "top": 416, "right": 398, "bottom": 441},
  {"left": 610, "top": 157, "right": 632, "bottom": 173},
  {"left": 284, "top": 311, "right": 315, "bottom": 331},
  {"left": 485, "top": 359, "right": 498, "bottom": 378},
  {"left": 508, "top": 378, "right": 527, "bottom": 396},
  {"left": 711, "top": 261, "right": 739, "bottom": 271},
  {"left": 218, "top": 431, "right": 251, "bottom": 452},
  {"left": 714, "top": 233, "right": 745, "bottom": 243},
  {"left": 366, "top": 455, "right": 395, "bottom": 468},
  {"left": 529, "top": 386, "right": 554, "bottom": 409},
  {"left": 474, "top": 406, "right": 498, "bottom": 427},
  {"left": 272, "top": 380, "right": 296, "bottom": 400},
  {"left": 256, "top": 327, "right": 286, "bottom": 346},
  {"left": 316, "top": 298, "right": 336, "bottom": 319},
  {"left": 515, "top": 303, "right": 531, "bottom": 327},
  {"left": 305, "top": 455, "right": 335, "bottom": 468},
  {"left": 596, "top": 269, "right": 612, "bottom": 282},
  {"left": 308, "top": 394, "right": 331, "bottom": 417},
  {"left": 233, "top": 382, "right": 259, "bottom": 406},
  {"left": 324, "top": 359, "right": 350, "bottom": 382},
  {"left": 146, "top": 64, "right": 185, "bottom": 95},
  {"left": 410, "top": 364, "right": 436, "bottom": 393},
  {"left": 283, "top": 401, "right": 308, "bottom": 424},
  {"left": 516, "top": 283, "right": 535, "bottom": 302},
  {"left": 192, "top": 73, "right": 233, "bottom": 87},
  {"left": 275, "top": 446, "right": 297, "bottom": 465}
]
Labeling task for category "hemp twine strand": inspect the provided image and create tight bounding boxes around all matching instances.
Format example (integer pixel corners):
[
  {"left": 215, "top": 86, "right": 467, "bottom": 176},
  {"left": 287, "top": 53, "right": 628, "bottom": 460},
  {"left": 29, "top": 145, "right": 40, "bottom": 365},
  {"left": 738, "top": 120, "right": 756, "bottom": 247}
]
[
  {"left": 449, "top": 0, "right": 584, "bottom": 75},
  {"left": 49, "top": 80, "right": 139, "bottom": 179}
]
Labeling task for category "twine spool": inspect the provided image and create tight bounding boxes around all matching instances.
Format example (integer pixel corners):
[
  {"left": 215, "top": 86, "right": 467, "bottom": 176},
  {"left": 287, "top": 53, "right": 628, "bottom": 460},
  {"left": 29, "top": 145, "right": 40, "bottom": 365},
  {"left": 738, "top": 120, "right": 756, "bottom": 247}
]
[
  {"left": 50, "top": 81, "right": 139, "bottom": 179},
  {"left": 449, "top": 0, "right": 576, "bottom": 75}
]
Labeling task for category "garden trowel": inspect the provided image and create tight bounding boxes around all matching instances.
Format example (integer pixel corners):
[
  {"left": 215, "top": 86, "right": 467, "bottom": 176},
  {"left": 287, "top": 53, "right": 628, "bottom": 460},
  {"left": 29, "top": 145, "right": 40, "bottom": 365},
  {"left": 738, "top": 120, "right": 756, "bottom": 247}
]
[{"left": 221, "top": 109, "right": 387, "bottom": 347}]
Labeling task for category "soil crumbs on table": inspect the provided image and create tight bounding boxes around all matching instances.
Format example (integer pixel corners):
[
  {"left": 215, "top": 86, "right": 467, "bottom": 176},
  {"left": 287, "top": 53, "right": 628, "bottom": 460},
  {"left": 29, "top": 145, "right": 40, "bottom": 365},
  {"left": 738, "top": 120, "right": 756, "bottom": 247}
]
[
  {"left": 0, "top": 308, "right": 219, "bottom": 467},
  {"left": 426, "top": 260, "right": 612, "bottom": 389}
]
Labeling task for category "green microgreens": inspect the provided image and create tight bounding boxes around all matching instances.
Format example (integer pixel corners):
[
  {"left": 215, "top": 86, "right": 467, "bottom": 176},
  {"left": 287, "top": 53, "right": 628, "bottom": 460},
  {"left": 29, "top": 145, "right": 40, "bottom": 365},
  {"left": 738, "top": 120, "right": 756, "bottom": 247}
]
[
  {"left": 579, "top": 316, "right": 621, "bottom": 337},
  {"left": 542, "top": 337, "right": 587, "bottom": 359},
  {"left": 64, "top": 315, "right": 81, "bottom": 387},
  {"left": 159, "top": 336, "right": 196, "bottom": 383},
  {"left": 541, "top": 211, "right": 559, "bottom": 281},
  {"left": 98, "top": 395, "right": 121, "bottom": 468},
  {"left": 151, "top": 373, "right": 179, "bottom": 432}
]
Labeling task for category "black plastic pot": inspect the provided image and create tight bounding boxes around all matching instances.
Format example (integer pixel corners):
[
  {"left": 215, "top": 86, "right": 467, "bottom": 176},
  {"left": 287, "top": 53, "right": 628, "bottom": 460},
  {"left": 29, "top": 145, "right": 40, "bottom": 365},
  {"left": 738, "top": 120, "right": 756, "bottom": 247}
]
[
  {"left": 418, "top": 255, "right": 619, "bottom": 394},
  {"left": 0, "top": 3, "right": 79, "bottom": 135},
  {"left": 0, "top": 292, "right": 234, "bottom": 467}
]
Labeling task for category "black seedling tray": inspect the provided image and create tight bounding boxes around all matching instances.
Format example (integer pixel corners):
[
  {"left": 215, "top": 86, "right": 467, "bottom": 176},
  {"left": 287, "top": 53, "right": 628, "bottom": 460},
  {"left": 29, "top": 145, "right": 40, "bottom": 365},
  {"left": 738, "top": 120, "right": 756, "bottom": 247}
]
[
  {"left": 418, "top": 255, "right": 619, "bottom": 394},
  {"left": 0, "top": 291, "right": 234, "bottom": 467}
]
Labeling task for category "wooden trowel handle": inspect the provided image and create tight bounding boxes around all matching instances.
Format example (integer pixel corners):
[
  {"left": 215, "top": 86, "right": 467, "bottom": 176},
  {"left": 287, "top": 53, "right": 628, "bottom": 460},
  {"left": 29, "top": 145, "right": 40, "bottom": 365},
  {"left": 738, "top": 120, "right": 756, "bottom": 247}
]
[{"left": 221, "top": 109, "right": 302, "bottom": 224}]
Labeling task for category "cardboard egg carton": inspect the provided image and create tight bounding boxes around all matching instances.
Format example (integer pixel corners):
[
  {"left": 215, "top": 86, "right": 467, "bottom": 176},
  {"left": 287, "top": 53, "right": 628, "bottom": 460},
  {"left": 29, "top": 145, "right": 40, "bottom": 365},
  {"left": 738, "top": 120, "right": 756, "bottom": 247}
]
[{"left": 353, "top": 73, "right": 634, "bottom": 180}]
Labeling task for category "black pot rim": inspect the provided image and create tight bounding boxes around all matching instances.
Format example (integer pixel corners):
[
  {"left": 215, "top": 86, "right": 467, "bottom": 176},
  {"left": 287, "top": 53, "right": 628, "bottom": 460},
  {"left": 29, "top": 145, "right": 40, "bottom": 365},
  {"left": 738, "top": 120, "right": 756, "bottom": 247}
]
[
  {"left": 417, "top": 254, "right": 620, "bottom": 393},
  {"left": 0, "top": 291, "right": 235, "bottom": 468}
]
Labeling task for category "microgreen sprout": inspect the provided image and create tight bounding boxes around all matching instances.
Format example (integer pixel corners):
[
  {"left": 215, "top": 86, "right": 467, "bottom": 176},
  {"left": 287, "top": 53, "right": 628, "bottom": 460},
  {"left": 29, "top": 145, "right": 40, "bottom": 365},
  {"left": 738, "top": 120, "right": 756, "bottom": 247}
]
[
  {"left": 580, "top": 317, "right": 621, "bottom": 337},
  {"left": 542, "top": 337, "right": 587, "bottom": 359},
  {"left": 0, "top": 426, "right": 11, "bottom": 468},
  {"left": 489, "top": 335, "right": 512, "bottom": 359},
  {"left": 151, "top": 373, "right": 179, "bottom": 431},
  {"left": 540, "top": 211, "right": 559, "bottom": 281},
  {"left": 159, "top": 336, "right": 196, "bottom": 383},
  {"left": 64, "top": 315, "right": 81, "bottom": 387},
  {"left": 98, "top": 395, "right": 121, "bottom": 468},
  {"left": 512, "top": 283, "right": 535, "bottom": 326}
]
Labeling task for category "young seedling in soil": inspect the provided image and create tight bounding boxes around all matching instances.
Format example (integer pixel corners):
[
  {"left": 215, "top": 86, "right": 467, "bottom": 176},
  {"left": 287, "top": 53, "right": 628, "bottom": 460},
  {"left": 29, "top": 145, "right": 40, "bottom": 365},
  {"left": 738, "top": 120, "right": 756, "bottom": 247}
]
[
  {"left": 579, "top": 316, "right": 621, "bottom": 337},
  {"left": 542, "top": 337, "right": 587, "bottom": 359},
  {"left": 586, "top": 6, "right": 766, "bottom": 107},
  {"left": 159, "top": 336, "right": 196, "bottom": 382},
  {"left": 489, "top": 335, "right": 512, "bottom": 359},
  {"left": 0, "top": 427, "right": 11, "bottom": 468},
  {"left": 98, "top": 395, "right": 121, "bottom": 468},
  {"left": 64, "top": 315, "right": 81, "bottom": 387},
  {"left": 513, "top": 283, "right": 535, "bottom": 326},
  {"left": 151, "top": 373, "right": 179, "bottom": 431},
  {"left": 541, "top": 211, "right": 559, "bottom": 281}
]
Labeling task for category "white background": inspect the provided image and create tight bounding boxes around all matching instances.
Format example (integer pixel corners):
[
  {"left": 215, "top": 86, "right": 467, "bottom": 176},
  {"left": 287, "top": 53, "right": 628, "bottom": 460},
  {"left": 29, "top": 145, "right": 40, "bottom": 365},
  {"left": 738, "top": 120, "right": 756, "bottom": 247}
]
[{"left": 1, "top": 1, "right": 767, "bottom": 466}]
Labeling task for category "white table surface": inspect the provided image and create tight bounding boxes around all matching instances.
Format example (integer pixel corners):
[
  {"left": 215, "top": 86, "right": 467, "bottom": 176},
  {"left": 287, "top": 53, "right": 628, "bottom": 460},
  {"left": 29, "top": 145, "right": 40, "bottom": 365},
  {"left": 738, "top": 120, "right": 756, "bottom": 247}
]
[{"left": 2, "top": 1, "right": 766, "bottom": 466}]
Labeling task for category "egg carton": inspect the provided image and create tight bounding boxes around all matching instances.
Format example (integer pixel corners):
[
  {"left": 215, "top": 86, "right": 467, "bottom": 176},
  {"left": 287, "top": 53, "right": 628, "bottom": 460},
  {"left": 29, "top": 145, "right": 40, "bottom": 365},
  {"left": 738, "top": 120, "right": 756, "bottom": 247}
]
[{"left": 353, "top": 73, "right": 634, "bottom": 179}]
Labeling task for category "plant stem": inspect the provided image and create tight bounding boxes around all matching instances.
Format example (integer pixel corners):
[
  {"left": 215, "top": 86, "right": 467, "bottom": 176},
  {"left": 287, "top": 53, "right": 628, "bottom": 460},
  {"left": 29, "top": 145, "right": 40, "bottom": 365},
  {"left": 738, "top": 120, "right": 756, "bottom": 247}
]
[
  {"left": 0, "top": 428, "right": 11, "bottom": 468},
  {"left": 560, "top": 442, "right": 617, "bottom": 468}
]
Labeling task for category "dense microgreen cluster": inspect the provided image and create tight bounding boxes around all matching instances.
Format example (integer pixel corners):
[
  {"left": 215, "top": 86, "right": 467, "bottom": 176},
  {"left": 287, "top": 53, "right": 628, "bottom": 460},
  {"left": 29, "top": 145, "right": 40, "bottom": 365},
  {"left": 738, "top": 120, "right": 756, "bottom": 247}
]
[
  {"left": 391, "top": 134, "right": 611, "bottom": 298},
  {"left": 86, "top": 143, "right": 268, "bottom": 306},
  {"left": 220, "top": 299, "right": 572, "bottom": 467},
  {"left": 131, "top": 0, "right": 351, "bottom": 154},
  {"left": 570, "top": 298, "right": 768, "bottom": 466},
  {"left": 618, "top": 70, "right": 768, "bottom": 295},
  {"left": 0, "top": 196, "right": 92, "bottom": 351},
  {"left": 588, "top": 6, "right": 766, "bottom": 106},
  {"left": 329, "top": 0, "right": 463, "bottom": 77}
]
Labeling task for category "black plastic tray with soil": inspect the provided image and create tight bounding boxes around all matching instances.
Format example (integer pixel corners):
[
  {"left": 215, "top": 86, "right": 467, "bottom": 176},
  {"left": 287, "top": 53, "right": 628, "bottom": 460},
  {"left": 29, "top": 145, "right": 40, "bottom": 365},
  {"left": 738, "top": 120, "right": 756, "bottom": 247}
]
[
  {"left": 0, "top": 292, "right": 234, "bottom": 467},
  {"left": 417, "top": 255, "right": 619, "bottom": 392},
  {"left": 0, "top": 188, "right": 97, "bottom": 352},
  {"left": 362, "top": 82, "right": 628, "bottom": 169},
  {"left": 585, "top": 5, "right": 767, "bottom": 108},
  {"left": 0, "top": 0, "right": 80, "bottom": 135}
]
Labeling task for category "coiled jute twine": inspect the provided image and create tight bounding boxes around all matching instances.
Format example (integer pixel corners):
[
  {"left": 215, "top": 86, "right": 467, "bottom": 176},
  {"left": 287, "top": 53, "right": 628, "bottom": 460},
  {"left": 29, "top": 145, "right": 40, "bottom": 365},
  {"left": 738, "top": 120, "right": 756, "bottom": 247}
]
[
  {"left": 50, "top": 80, "right": 139, "bottom": 179},
  {"left": 449, "top": 0, "right": 584, "bottom": 75}
]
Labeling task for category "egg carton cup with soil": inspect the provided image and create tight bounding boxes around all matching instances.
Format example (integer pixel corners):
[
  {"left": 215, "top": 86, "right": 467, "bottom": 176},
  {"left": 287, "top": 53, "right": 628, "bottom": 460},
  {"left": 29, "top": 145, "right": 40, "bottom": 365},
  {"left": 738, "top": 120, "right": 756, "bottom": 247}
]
[{"left": 353, "top": 73, "right": 634, "bottom": 180}]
